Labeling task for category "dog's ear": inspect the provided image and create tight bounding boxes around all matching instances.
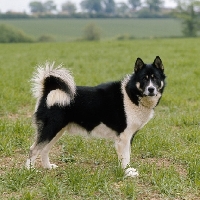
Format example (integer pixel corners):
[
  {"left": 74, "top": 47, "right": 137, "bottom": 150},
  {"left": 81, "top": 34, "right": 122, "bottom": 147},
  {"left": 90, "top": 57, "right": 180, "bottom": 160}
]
[
  {"left": 153, "top": 56, "right": 164, "bottom": 71},
  {"left": 134, "top": 58, "right": 144, "bottom": 72}
]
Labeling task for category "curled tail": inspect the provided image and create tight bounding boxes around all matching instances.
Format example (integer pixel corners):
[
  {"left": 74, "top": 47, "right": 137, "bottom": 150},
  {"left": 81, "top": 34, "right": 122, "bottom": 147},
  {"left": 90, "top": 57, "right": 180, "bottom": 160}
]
[{"left": 31, "top": 62, "right": 76, "bottom": 108}]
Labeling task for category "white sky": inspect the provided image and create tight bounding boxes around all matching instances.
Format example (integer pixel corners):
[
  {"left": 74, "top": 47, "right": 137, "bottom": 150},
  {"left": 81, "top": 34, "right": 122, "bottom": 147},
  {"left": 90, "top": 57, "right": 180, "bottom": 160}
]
[{"left": 0, "top": 0, "right": 176, "bottom": 13}]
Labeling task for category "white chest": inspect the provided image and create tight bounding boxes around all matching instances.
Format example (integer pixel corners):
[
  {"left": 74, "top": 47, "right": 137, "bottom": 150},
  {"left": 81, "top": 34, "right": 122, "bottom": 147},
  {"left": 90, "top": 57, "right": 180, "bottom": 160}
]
[
  {"left": 122, "top": 81, "right": 159, "bottom": 132},
  {"left": 124, "top": 98, "right": 154, "bottom": 131}
]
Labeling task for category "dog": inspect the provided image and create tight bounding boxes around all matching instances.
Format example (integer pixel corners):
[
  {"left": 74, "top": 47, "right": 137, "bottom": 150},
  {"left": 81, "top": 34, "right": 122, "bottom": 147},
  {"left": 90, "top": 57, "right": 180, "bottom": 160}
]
[{"left": 26, "top": 56, "right": 166, "bottom": 177}]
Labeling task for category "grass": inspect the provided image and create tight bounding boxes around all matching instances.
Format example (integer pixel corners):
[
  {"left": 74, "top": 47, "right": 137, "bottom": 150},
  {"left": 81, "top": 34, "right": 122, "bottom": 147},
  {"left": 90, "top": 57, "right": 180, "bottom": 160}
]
[
  {"left": 0, "top": 18, "right": 183, "bottom": 41},
  {"left": 0, "top": 38, "right": 200, "bottom": 199}
]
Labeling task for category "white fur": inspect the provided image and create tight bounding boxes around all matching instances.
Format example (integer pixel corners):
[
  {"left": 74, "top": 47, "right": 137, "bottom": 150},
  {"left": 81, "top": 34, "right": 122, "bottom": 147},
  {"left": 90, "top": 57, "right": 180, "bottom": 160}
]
[
  {"left": 136, "top": 82, "right": 142, "bottom": 91},
  {"left": 40, "top": 129, "right": 65, "bottom": 169},
  {"left": 46, "top": 89, "right": 71, "bottom": 108},
  {"left": 160, "top": 81, "right": 164, "bottom": 90},
  {"left": 31, "top": 62, "right": 76, "bottom": 108},
  {"left": 144, "top": 80, "right": 157, "bottom": 96},
  {"left": 26, "top": 129, "right": 65, "bottom": 169},
  {"left": 125, "top": 168, "right": 139, "bottom": 177},
  {"left": 114, "top": 75, "right": 161, "bottom": 176},
  {"left": 65, "top": 123, "right": 118, "bottom": 140}
]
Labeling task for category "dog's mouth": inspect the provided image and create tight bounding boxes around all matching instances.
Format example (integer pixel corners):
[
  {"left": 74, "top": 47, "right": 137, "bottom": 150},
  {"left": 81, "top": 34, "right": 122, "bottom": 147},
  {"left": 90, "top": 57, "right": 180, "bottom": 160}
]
[
  {"left": 147, "top": 93, "right": 157, "bottom": 97},
  {"left": 143, "top": 93, "right": 157, "bottom": 97}
]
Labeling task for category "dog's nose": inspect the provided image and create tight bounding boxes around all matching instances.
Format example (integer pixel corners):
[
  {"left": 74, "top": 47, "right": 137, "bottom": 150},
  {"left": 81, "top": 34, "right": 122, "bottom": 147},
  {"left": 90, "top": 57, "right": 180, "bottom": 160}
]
[{"left": 148, "top": 87, "right": 155, "bottom": 93}]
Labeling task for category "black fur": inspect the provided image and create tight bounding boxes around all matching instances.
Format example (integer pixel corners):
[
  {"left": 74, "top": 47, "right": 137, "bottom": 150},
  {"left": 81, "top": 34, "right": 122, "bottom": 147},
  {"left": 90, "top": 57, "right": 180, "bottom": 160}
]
[
  {"left": 35, "top": 57, "right": 166, "bottom": 144},
  {"left": 27, "top": 56, "right": 166, "bottom": 175},
  {"left": 35, "top": 81, "right": 127, "bottom": 144},
  {"left": 44, "top": 76, "right": 74, "bottom": 99}
]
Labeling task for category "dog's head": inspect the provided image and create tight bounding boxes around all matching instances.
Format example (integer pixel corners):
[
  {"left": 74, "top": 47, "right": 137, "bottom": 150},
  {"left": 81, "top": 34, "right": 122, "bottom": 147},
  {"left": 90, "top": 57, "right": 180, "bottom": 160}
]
[{"left": 134, "top": 56, "right": 166, "bottom": 97}]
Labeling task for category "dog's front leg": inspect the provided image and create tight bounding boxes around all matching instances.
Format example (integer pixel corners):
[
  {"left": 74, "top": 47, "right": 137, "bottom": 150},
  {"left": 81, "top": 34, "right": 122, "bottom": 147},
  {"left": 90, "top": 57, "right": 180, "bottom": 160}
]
[{"left": 115, "top": 133, "right": 139, "bottom": 177}]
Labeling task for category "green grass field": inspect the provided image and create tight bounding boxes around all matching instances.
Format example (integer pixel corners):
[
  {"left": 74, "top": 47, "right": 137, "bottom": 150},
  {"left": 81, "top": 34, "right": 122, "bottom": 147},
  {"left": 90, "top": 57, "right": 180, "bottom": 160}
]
[
  {"left": 0, "top": 38, "right": 200, "bottom": 199},
  {"left": 0, "top": 18, "right": 183, "bottom": 41}
]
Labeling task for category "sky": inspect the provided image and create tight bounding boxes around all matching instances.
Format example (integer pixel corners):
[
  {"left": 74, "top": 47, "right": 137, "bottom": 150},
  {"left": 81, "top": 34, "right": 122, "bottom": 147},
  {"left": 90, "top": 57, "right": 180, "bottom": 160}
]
[{"left": 0, "top": 0, "right": 176, "bottom": 13}]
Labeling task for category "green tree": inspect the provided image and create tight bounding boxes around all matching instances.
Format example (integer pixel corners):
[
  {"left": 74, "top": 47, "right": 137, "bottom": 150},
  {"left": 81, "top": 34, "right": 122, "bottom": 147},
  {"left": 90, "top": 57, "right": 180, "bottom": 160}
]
[
  {"left": 174, "top": 0, "right": 200, "bottom": 37},
  {"left": 62, "top": 1, "right": 77, "bottom": 14},
  {"left": 29, "top": 0, "right": 56, "bottom": 13},
  {"left": 29, "top": 1, "right": 45, "bottom": 13},
  {"left": 43, "top": 0, "right": 56, "bottom": 13},
  {"left": 80, "top": 0, "right": 103, "bottom": 13},
  {"left": 116, "top": 2, "right": 129, "bottom": 15},
  {"left": 145, "top": 0, "right": 164, "bottom": 12},
  {"left": 103, "top": 0, "right": 116, "bottom": 14},
  {"left": 128, "top": 0, "right": 141, "bottom": 10}
]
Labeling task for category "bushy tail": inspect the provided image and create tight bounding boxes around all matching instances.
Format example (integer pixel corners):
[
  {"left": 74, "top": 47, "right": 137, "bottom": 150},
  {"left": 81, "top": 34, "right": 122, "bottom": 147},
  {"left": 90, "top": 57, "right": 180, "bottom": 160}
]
[{"left": 31, "top": 62, "right": 76, "bottom": 108}]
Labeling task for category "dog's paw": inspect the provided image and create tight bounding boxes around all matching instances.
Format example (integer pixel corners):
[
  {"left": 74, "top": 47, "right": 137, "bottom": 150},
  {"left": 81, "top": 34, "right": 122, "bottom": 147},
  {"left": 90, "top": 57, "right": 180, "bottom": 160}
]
[
  {"left": 49, "top": 164, "right": 58, "bottom": 169},
  {"left": 44, "top": 163, "right": 58, "bottom": 169},
  {"left": 25, "top": 159, "right": 34, "bottom": 169},
  {"left": 125, "top": 168, "right": 139, "bottom": 178}
]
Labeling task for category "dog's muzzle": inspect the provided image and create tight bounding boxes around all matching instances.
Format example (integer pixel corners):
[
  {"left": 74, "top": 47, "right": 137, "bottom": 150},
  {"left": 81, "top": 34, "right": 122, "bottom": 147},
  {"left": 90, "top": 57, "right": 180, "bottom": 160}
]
[{"left": 144, "top": 86, "right": 158, "bottom": 96}]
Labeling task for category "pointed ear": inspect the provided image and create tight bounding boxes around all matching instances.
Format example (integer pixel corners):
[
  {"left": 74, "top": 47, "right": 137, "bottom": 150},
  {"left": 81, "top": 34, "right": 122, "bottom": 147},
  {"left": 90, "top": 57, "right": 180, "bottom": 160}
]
[
  {"left": 154, "top": 56, "right": 164, "bottom": 71},
  {"left": 134, "top": 58, "right": 144, "bottom": 72}
]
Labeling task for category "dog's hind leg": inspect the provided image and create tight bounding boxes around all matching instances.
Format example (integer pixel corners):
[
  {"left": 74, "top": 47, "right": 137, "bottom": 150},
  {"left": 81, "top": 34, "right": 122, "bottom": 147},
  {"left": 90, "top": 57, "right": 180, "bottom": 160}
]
[
  {"left": 26, "top": 118, "right": 65, "bottom": 169},
  {"left": 26, "top": 141, "right": 46, "bottom": 169},
  {"left": 40, "top": 129, "right": 65, "bottom": 169}
]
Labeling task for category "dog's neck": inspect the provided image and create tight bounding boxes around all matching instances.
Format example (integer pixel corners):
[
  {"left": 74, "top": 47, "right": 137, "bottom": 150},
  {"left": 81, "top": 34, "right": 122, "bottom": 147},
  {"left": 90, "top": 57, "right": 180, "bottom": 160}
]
[{"left": 139, "top": 94, "right": 161, "bottom": 109}]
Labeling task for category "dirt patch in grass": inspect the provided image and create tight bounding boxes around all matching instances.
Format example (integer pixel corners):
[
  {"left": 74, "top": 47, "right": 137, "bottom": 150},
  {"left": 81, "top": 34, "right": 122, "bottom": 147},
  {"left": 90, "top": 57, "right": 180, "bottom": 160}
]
[
  {"left": 0, "top": 153, "right": 27, "bottom": 175},
  {"left": 143, "top": 157, "right": 188, "bottom": 177},
  {"left": 3, "top": 113, "right": 32, "bottom": 120}
]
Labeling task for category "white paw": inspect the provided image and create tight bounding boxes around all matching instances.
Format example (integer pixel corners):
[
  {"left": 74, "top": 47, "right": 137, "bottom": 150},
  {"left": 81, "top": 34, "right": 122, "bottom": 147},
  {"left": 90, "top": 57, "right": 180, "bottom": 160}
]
[
  {"left": 125, "top": 168, "right": 139, "bottom": 177},
  {"left": 44, "top": 163, "right": 58, "bottom": 169},
  {"left": 26, "top": 159, "right": 34, "bottom": 169}
]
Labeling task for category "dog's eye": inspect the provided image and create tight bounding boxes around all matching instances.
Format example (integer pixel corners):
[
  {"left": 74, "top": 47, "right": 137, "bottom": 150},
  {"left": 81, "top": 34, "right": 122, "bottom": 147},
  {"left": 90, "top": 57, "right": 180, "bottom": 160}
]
[
  {"left": 142, "top": 75, "right": 149, "bottom": 81},
  {"left": 151, "top": 75, "right": 157, "bottom": 80},
  {"left": 142, "top": 77, "right": 148, "bottom": 81}
]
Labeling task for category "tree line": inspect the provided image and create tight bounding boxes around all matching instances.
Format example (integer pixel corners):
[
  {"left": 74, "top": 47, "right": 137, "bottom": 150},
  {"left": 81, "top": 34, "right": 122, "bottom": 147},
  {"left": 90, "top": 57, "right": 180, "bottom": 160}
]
[
  {"left": 28, "top": 0, "right": 167, "bottom": 17},
  {"left": 23, "top": 0, "right": 200, "bottom": 37},
  {"left": 0, "top": 0, "right": 200, "bottom": 37}
]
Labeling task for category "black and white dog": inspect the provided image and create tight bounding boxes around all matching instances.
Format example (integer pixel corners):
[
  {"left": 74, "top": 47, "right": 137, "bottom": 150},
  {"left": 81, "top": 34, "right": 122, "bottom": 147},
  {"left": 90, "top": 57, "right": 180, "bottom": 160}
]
[{"left": 26, "top": 56, "right": 166, "bottom": 177}]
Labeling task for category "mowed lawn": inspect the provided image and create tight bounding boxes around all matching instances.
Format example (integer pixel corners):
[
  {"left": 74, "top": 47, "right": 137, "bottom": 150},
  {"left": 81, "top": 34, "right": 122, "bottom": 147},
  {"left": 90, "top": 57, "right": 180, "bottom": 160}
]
[
  {"left": 0, "top": 18, "right": 182, "bottom": 41},
  {"left": 0, "top": 38, "right": 200, "bottom": 199}
]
